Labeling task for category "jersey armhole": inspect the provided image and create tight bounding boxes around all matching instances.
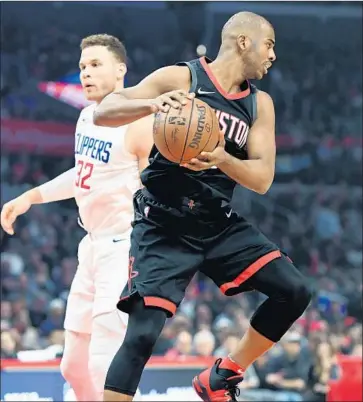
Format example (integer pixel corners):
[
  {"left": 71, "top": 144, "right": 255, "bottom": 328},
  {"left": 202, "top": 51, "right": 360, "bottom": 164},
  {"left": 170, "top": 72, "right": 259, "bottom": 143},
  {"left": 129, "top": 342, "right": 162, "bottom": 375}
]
[
  {"left": 122, "top": 125, "right": 138, "bottom": 161},
  {"left": 176, "top": 61, "right": 198, "bottom": 93},
  {"left": 251, "top": 90, "right": 258, "bottom": 124}
]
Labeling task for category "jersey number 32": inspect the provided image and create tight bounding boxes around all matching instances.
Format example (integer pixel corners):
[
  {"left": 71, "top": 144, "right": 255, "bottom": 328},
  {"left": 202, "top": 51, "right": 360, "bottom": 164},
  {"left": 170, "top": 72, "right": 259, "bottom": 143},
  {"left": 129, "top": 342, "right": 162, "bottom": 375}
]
[{"left": 75, "top": 160, "right": 94, "bottom": 190}]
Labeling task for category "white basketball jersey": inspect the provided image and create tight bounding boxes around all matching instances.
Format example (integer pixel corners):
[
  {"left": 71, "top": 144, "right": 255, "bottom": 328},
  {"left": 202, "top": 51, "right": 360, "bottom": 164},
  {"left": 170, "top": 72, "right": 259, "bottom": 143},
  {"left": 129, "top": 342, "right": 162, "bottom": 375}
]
[{"left": 73, "top": 104, "right": 141, "bottom": 236}]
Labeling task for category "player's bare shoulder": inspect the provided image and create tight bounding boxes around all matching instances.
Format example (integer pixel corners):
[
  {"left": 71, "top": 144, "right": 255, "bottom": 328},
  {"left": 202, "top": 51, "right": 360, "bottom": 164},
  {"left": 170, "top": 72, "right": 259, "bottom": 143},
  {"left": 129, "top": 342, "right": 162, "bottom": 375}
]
[
  {"left": 124, "top": 114, "right": 154, "bottom": 158},
  {"left": 255, "top": 90, "right": 275, "bottom": 118}
]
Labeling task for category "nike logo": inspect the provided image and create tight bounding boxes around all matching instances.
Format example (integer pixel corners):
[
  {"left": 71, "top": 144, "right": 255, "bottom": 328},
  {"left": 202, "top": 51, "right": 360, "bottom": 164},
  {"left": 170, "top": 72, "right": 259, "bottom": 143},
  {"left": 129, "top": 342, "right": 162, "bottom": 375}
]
[
  {"left": 113, "top": 238, "right": 125, "bottom": 243},
  {"left": 197, "top": 88, "right": 215, "bottom": 95},
  {"left": 226, "top": 209, "right": 232, "bottom": 218},
  {"left": 130, "top": 271, "right": 139, "bottom": 279}
]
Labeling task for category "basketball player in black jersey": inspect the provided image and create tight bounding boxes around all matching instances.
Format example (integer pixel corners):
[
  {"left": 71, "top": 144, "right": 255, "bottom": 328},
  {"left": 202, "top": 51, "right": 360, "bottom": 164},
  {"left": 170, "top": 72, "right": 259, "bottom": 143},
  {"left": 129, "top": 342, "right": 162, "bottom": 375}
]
[{"left": 94, "top": 11, "right": 312, "bottom": 402}]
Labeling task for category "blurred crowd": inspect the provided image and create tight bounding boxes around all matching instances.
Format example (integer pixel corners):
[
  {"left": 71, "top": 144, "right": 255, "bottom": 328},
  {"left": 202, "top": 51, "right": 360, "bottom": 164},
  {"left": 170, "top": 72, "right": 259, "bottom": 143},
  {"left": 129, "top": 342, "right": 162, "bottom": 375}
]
[
  {"left": 1, "top": 2, "right": 362, "bottom": 402},
  {"left": 1, "top": 3, "right": 362, "bottom": 141},
  {"left": 1, "top": 152, "right": 362, "bottom": 401}
]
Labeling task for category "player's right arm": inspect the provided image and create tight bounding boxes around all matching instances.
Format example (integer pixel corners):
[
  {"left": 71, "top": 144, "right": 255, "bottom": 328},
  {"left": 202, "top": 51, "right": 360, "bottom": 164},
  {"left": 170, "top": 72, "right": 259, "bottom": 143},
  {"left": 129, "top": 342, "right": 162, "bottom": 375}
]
[
  {"left": 93, "top": 66, "right": 193, "bottom": 128},
  {"left": 124, "top": 115, "right": 154, "bottom": 173},
  {"left": 1, "top": 167, "right": 75, "bottom": 235}
]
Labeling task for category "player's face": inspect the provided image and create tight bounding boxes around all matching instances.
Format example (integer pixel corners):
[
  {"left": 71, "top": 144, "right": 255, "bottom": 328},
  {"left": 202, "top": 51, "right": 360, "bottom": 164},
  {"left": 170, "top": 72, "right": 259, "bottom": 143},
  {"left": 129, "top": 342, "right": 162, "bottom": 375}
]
[
  {"left": 241, "top": 24, "right": 276, "bottom": 80},
  {"left": 79, "top": 46, "right": 126, "bottom": 103}
]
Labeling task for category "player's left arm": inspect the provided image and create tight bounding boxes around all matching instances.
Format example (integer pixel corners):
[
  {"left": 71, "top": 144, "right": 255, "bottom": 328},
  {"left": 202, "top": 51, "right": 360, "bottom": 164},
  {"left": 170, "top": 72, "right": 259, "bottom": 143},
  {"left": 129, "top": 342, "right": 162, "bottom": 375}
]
[
  {"left": 124, "top": 115, "right": 154, "bottom": 173},
  {"left": 219, "top": 90, "right": 276, "bottom": 194},
  {"left": 182, "top": 91, "right": 275, "bottom": 194}
]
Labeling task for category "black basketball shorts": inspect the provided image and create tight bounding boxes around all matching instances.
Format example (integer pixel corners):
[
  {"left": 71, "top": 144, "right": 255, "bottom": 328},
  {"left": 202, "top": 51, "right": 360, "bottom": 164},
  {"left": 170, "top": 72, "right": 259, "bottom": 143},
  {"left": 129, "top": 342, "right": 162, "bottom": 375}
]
[{"left": 118, "top": 189, "right": 282, "bottom": 317}]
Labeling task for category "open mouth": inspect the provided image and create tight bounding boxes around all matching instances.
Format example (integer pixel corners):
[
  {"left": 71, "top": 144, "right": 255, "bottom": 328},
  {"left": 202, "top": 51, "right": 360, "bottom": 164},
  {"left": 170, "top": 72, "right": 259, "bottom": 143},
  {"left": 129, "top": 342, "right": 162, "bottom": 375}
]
[{"left": 263, "top": 63, "right": 272, "bottom": 74}]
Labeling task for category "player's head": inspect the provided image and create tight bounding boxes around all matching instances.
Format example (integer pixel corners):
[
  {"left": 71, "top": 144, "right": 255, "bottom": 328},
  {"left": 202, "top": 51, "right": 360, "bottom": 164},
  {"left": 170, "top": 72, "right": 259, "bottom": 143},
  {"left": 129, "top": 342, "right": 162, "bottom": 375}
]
[
  {"left": 220, "top": 11, "right": 276, "bottom": 80},
  {"left": 79, "top": 34, "right": 127, "bottom": 103}
]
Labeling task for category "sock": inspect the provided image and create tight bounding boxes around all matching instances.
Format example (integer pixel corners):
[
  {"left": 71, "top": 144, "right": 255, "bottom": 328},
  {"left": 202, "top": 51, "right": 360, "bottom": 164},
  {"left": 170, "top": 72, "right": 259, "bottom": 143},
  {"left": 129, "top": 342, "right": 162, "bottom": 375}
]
[{"left": 217, "top": 356, "right": 245, "bottom": 380}]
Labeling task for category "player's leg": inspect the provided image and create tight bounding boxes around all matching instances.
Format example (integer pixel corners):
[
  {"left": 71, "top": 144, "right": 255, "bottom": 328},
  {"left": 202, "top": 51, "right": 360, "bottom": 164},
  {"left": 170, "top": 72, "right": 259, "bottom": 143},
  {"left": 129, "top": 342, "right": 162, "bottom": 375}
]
[
  {"left": 61, "top": 330, "right": 97, "bottom": 401},
  {"left": 61, "top": 236, "right": 98, "bottom": 401},
  {"left": 88, "top": 235, "right": 140, "bottom": 401},
  {"left": 104, "top": 298, "right": 168, "bottom": 401},
  {"left": 103, "top": 193, "right": 204, "bottom": 401},
  {"left": 194, "top": 218, "right": 312, "bottom": 401},
  {"left": 229, "top": 255, "right": 312, "bottom": 368},
  {"left": 89, "top": 311, "right": 128, "bottom": 401}
]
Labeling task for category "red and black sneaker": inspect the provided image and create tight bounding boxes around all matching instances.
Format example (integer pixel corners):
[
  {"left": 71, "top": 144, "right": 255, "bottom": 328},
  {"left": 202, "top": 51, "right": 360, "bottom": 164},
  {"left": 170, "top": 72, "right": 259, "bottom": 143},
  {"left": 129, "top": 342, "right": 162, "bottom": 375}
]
[{"left": 192, "top": 357, "right": 244, "bottom": 401}]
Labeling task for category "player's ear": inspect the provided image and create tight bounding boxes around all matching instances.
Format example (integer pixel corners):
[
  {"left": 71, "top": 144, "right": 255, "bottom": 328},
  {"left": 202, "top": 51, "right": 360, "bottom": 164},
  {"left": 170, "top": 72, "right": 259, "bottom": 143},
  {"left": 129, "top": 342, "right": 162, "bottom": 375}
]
[
  {"left": 117, "top": 63, "right": 127, "bottom": 80},
  {"left": 237, "top": 34, "right": 251, "bottom": 51}
]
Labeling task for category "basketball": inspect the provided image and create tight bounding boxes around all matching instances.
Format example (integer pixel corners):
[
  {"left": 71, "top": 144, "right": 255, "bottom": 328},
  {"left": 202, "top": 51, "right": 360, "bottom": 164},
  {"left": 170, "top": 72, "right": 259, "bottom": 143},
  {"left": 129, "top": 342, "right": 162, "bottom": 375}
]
[{"left": 153, "top": 98, "right": 220, "bottom": 164}]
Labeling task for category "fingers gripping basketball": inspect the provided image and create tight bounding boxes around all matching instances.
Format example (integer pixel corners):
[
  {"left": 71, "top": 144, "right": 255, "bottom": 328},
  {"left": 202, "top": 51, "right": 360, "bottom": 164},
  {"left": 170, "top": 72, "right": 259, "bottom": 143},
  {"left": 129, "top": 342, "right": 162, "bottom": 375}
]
[{"left": 153, "top": 98, "right": 220, "bottom": 164}]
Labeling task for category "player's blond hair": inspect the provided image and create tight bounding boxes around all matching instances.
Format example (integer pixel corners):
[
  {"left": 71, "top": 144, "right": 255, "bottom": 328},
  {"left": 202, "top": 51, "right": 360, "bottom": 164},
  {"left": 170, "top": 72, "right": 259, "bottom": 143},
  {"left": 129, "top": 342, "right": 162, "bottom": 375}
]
[{"left": 80, "top": 34, "right": 127, "bottom": 64}]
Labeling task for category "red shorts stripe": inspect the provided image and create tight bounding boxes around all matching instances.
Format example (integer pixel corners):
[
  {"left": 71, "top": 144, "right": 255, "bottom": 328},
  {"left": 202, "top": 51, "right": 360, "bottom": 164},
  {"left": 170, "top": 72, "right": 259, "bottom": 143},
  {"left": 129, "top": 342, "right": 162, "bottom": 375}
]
[
  {"left": 220, "top": 250, "right": 282, "bottom": 294},
  {"left": 144, "top": 296, "right": 177, "bottom": 316}
]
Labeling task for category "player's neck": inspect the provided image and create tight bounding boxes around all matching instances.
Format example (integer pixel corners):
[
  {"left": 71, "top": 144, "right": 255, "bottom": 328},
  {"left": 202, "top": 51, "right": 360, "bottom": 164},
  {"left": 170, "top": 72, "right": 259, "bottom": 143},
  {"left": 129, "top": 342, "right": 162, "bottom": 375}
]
[
  {"left": 97, "top": 83, "right": 125, "bottom": 105},
  {"left": 210, "top": 53, "right": 247, "bottom": 93},
  {"left": 114, "top": 82, "right": 125, "bottom": 93}
]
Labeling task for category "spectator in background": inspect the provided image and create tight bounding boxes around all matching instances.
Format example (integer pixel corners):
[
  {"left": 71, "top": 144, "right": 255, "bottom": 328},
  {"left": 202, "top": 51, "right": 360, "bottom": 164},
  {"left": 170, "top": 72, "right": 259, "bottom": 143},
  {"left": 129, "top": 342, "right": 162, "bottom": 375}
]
[
  {"left": 304, "top": 339, "right": 340, "bottom": 401},
  {"left": 194, "top": 303, "right": 213, "bottom": 331},
  {"left": 154, "top": 313, "right": 193, "bottom": 356},
  {"left": 314, "top": 199, "right": 342, "bottom": 241},
  {"left": 1, "top": 330, "right": 18, "bottom": 358},
  {"left": 47, "top": 329, "right": 65, "bottom": 358},
  {"left": 237, "top": 364, "right": 261, "bottom": 398},
  {"left": 193, "top": 330, "right": 216, "bottom": 357},
  {"left": 252, "top": 353, "right": 274, "bottom": 391},
  {"left": 152, "top": 325, "right": 175, "bottom": 356},
  {"left": 22, "top": 326, "right": 41, "bottom": 351},
  {"left": 1, "top": 300, "right": 13, "bottom": 329},
  {"left": 38, "top": 298, "right": 65, "bottom": 337},
  {"left": 165, "top": 330, "right": 193, "bottom": 359},
  {"left": 213, "top": 316, "right": 235, "bottom": 350},
  {"left": 351, "top": 343, "right": 362, "bottom": 357},
  {"left": 214, "top": 334, "right": 240, "bottom": 357},
  {"left": 265, "top": 332, "right": 311, "bottom": 401},
  {"left": 304, "top": 341, "right": 340, "bottom": 402},
  {"left": 347, "top": 324, "right": 362, "bottom": 353}
]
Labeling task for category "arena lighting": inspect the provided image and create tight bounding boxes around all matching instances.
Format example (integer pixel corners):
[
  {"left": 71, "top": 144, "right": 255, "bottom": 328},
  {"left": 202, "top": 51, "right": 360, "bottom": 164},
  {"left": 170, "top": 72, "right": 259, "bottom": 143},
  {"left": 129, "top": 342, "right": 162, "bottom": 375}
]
[
  {"left": 38, "top": 72, "right": 91, "bottom": 109},
  {"left": 38, "top": 72, "right": 129, "bottom": 109},
  {"left": 38, "top": 80, "right": 91, "bottom": 109}
]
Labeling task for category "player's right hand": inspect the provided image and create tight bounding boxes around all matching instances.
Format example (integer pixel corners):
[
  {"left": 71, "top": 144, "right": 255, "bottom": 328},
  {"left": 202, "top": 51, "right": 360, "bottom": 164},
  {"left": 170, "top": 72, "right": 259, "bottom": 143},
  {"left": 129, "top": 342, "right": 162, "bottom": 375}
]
[
  {"left": 1, "top": 195, "right": 32, "bottom": 235},
  {"left": 150, "top": 90, "right": 195, "bottom": 113}
]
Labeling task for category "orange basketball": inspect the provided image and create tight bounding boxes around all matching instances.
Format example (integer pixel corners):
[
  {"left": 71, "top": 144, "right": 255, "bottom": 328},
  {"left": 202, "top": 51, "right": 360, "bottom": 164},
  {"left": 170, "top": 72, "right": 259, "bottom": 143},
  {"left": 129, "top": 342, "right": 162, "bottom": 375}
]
[{"left": 153, "top": 98, "right": 220, "bottom": 164}]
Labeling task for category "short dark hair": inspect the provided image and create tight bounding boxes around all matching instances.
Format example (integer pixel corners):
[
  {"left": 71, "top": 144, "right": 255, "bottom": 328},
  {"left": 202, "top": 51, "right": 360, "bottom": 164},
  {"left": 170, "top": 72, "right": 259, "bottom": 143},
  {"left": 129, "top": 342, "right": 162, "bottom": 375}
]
[{"left": 80, "top": 34, "right": 127, "bottom": 64}]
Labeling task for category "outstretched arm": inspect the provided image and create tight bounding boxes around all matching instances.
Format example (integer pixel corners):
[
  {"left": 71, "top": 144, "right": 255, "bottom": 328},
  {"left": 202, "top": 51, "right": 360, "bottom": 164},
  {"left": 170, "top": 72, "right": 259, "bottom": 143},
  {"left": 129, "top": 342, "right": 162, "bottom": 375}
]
[
  {"left": 36, "top": 167, "right": 76, "bottom": 203},
  {"left": 93, "top": 66, "right": 192, "bottom": 128},
  {"left": 1, "top": 167, "right": 75, "bottom": 235}
]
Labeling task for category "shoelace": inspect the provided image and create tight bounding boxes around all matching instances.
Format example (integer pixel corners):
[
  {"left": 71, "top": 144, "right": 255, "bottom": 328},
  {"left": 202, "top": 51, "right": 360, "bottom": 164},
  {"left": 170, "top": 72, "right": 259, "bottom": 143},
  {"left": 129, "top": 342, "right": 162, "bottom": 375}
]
[{"left": 224, "top": 378, "right": 241, "bottom": 401}]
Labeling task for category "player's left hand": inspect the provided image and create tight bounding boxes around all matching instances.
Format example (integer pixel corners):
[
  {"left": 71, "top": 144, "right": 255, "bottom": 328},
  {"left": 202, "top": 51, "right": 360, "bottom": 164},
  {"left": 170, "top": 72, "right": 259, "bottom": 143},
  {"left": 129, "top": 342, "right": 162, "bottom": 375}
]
[{"left": 180, "top": 131, "right": 228, "bottom": 171}]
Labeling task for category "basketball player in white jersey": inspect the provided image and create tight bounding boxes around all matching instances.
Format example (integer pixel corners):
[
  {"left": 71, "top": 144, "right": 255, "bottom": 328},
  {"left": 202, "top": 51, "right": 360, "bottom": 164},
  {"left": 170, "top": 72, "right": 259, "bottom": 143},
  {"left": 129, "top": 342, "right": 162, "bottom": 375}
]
[{"left": 1, "top": 34, "right": 153, "bottom": 401}]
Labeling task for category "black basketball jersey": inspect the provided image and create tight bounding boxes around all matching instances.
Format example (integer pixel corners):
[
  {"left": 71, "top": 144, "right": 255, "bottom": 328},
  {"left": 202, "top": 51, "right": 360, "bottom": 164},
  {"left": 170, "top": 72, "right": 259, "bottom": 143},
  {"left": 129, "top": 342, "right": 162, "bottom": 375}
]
[{"left": 140, "top": 57, "right": 258, "bottom": 215}]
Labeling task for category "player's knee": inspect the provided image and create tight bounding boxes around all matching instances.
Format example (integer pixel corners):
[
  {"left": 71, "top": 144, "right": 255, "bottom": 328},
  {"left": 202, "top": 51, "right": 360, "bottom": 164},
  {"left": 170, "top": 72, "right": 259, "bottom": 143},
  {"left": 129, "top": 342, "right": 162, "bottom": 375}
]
[
  {"left": 61, "top": 330, "right": 91, "bottom": 383},
  {"left": 60, "top": 353, "right": 79, "bottom": 382},
  {"left": 269, "top": 258, "right": 313, "bottom": 312},
  {"left": 60, "top": 356, "right": 69, "bottom": 380},
  {"left": 122, "top": 304, "right": 166, "bottom": 359},
  {"left": 123, "top": 323, "right": 160, "bottom": 357},
  {"left": 88, "top": 312, "right": 126, "bottom": 378},
  {"left": 287, "top": 276, "right": 313, "bottom": 315},
  {"left": 61, "top": 351, "right": 90, "bottom": 384}
]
